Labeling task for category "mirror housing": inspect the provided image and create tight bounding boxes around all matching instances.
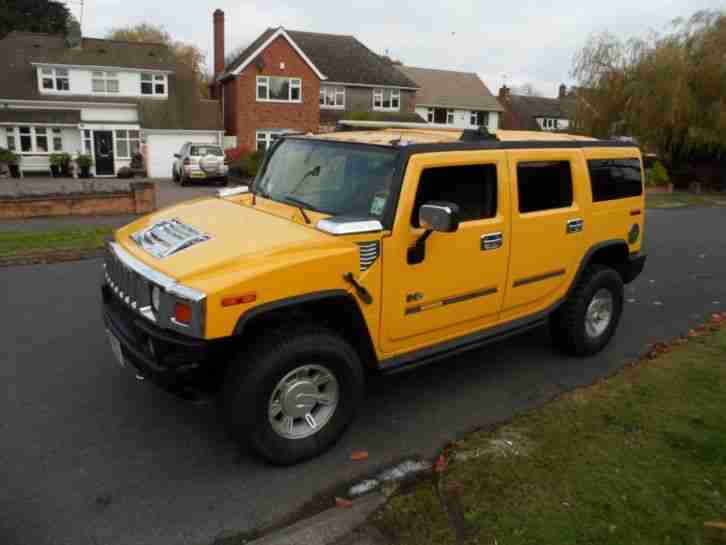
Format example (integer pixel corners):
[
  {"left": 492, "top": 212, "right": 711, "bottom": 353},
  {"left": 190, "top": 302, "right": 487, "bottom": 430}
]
[
  {"left": 173, "top": 153, "right": 180, "bottom": 159},
  {"left": 408, "top": 201, "right": 460, "bottom": 265},
  {"left": 419, "top": 201, "right": 460, "bottom": 233}
]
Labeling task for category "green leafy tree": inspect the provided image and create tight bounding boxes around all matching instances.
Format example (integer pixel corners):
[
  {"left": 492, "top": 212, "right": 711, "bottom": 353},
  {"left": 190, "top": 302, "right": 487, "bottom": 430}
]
[
  {"left": 107, "top": 23, "right": 209, "bottom": 98},
  {"left": 0, "top": 0, "right": 72, "bottom": 38}
]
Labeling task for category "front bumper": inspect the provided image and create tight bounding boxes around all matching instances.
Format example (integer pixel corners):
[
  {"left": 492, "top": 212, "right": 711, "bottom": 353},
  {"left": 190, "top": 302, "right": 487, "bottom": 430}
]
[
  {"left": 623, "top": 252, "right": 647, "bottom": 284},
  {"left": 102, "top": 285, "right": 225, "bottom": 400}
]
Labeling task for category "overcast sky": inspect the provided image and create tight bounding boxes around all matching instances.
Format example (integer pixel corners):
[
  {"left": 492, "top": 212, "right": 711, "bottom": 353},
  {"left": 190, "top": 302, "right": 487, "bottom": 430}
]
[{"left": 75, "top": 0, "right": 725, "bottom": 97}]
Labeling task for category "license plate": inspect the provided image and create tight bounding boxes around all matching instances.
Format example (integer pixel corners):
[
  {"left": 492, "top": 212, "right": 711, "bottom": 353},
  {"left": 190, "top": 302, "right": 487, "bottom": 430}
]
[
  {"left": 106, "top": 330, "right": 125, "bottom": 368},
  {"left": 191, "top": 172, "right": 206, "bottom": 178}
]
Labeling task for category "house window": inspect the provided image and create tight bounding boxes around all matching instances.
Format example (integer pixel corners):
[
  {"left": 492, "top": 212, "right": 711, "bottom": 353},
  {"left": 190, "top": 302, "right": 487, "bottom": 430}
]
[
  {"left": 256, "top": 131, "right": 283, "bottom": 152},
  {"left": 540, "top": 118, "right": 559, "bottom": 130},
  {"left": 373, "top": 88, "right": 400, "bottom": 111},
  {"left": 141, "top": 73, "right": 167, "bottom": 95},
  {"left": 412, "top": 164, "right": 498, "bottom": 226},
  {"left": 52, "top": 128, "right": 63, "bottom": 151},
  {"left": 39, "top": 67, "right": 70, "bottom": 92},
  {"left": 447, "top": 110, "right": 455, "bottom": 124},
  {"left": 83, "top": 129, "right": 93, "bottom": 154},
  {"left": 114, "top": 129, "right": 140, "bottom": 158},
  {"left": 35, "top": 127, "right": 48, "bottom": 152},
  {"left": 5, "top": 127, "right": 16, "bottom": 151},
  {"left": 427, "top": 108, "right": 452, "bottom": 124},
  {"left": 319, "top": 85, "right": 345, "bottom": 109},
  {"left": 470, "top": 111, "right": 489, "bottom": 127},
  {"left": 517, "top": 161, "right": 574, "bottom": 213},
  {"left": 92, "top": 71, "right": 120, "bottom": 94},
  {"left": 256, "top": 76, "right": 302, "bottom": 102}
]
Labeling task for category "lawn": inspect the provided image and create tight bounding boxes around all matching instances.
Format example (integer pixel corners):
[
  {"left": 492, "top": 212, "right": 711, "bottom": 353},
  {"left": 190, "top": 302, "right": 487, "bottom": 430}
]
[
  {"left": 0, "top": 226, "right": 114, "bottom": 258},
  {"left": 646, "top": 191, "right": 726, "bottom": 209},
  {"left": 372, "top": 321, "right": 726, "bottom": 545}
]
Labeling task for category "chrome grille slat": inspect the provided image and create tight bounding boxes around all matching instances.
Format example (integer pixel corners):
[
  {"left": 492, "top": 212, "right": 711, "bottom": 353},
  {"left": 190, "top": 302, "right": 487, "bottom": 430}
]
[
  {"left": 132, "top": 218, "right": 211, "bottom": 259},
  {"left": 357, "top": 241, "right": 380, "bottom": 272},
  {"left": 105, "top": 244, "right": 154, "bottom": 323}
]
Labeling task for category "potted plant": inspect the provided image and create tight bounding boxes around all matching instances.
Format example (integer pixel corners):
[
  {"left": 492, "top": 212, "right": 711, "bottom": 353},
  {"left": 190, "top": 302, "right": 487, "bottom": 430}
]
[
  {"left": 76, "top": 153, "right": 94, "bottom": 178},
  {"left": 645, "top": 161, "right": 672, "bottom": 193},
  {"left": 0, "top": 147, "right": 18, "bottom": 178},
  {"left": 49, "top": 152, "right": 67, "bottom": 177}
]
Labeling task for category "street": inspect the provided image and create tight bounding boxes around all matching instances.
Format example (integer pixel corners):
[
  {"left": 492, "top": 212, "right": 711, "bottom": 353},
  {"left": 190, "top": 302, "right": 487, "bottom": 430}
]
[{"left": 1, "top": 207, "right": 725, "bottom": 545}]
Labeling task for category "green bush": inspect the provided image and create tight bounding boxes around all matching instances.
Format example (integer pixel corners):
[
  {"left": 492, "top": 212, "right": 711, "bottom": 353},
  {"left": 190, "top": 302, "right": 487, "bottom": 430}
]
[
  {"left": 0, "top": 147, "right": 18, "bottom": 164},
  {"left": 229, "top": 150, "right": 263, "bottom": 179},
  {"left": 49, "top": 152, "right": 70, "bottom": 167},
  {"left": 75, "top": 154, "right": 94, "bottom": 168},
  {"left": 645, "top": 161, "right": 670, "bottom": 186}
]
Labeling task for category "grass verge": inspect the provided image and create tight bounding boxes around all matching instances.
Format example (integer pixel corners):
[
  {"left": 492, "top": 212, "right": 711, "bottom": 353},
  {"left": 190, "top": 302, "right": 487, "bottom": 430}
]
[
  {"left": 372, "top": 320, "right": 726, "bottom": 545},
  {"left": 0, "top": 226, "right": 113, "bottom": 259},
  {"left": 646, "top": 191, "right": 726, "bottom": 209}
]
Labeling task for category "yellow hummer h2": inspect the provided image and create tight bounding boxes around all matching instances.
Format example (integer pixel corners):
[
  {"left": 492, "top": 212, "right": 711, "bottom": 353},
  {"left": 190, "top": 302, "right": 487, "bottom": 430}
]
[{"left": 102, "top": 122, "right": 646, "bottom": 464}]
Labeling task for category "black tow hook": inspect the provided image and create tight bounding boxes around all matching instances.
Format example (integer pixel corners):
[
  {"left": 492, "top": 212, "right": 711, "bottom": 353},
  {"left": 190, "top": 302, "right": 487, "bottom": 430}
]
[{"left": 343, "top": 273, "right": 373, "bottom": 305}]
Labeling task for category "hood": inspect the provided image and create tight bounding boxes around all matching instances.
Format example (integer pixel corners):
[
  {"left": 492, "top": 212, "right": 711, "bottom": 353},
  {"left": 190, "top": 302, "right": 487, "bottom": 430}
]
[{"left": 114, "top": 197, "right": 357, "bottom": 287}]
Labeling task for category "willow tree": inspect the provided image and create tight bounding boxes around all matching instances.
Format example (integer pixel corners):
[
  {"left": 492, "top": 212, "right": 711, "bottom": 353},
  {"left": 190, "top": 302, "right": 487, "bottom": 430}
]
[{"left": 571, "top": 10, "right": 726, "bottom": 166}]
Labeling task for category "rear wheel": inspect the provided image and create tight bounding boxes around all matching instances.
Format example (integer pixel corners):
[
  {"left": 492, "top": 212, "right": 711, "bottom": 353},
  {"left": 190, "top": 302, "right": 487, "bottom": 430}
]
[
  {"left": 550, "top": 265, "right": 623, "bottom": 356},
  {"left": 222, "top": 327, "right": 365, "bottom": 465}
]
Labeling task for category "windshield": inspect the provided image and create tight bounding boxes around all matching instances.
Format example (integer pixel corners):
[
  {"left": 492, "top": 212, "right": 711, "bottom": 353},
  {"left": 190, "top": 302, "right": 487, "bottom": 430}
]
[
  {"left": 190, "top": 146, "right": 223, "bottom": 156},
  {"left": 255, "top": 139, "right": 397, "bottom": 218}
]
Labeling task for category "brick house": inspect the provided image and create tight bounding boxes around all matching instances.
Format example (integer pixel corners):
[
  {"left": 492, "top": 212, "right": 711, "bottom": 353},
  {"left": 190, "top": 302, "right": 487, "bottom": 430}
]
[
  {"left": 498, "top": 84, "right": 577, "bottom": 132},
  {"left": 210, "top": 10, "right": 421, "bottom": 151}
]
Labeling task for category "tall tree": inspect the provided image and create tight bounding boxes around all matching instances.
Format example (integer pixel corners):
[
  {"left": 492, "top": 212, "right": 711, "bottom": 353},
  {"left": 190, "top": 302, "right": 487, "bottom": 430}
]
[
  {"left": 107, "top": 23, "right": 209, "bottom": 98},
  {"left": 0, "top": 0, "right": 72, "bottom": 39}
]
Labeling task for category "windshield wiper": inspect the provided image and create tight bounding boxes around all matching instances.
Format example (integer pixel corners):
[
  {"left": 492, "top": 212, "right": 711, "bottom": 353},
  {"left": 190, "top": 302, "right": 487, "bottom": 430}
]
[{"left": 282, "top": 195, "right": 314, "bottom": 224}]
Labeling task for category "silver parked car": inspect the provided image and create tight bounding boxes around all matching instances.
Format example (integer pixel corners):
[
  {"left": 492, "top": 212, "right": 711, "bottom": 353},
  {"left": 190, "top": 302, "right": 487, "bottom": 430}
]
[{"left": 172, "top": 143, "right": 229, "bottom": 186}]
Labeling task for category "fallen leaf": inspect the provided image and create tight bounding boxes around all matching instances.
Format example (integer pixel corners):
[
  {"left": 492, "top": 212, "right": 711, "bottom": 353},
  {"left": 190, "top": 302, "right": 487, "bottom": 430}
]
[
  {"left": 335, "top": 497, "right": 353, "bottom": 509},
  {"left": 350, "top": 451, "right": 369, "bottom": 462}
]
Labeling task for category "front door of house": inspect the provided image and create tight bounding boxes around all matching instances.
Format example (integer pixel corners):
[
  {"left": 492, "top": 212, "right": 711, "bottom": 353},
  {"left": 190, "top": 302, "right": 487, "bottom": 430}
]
[{"left": 93, "top": 131, "right": 115, "bottom": 175}]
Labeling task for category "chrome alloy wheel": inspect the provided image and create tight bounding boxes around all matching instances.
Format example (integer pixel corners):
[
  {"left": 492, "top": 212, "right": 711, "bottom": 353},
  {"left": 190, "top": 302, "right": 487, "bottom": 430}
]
[
  {"left": 268, "top": 364, "right": 340, "bottom": 440},
  {"left": 585, "top": 288, "right": 614, "bottom": 339}
]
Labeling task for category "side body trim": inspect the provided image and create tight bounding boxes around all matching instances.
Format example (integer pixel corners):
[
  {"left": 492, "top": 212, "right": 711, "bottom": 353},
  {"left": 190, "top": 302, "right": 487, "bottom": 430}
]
[
  {"left": 513, "top": 269, "right": 566, "bottom": 287},
  {"left": 405, "top": 286, "right": 497, "bottom": 315}
]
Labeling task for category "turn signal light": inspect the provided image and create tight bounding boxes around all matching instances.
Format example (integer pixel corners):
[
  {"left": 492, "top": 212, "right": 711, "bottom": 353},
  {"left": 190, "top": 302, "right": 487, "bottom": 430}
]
[
  {"left": 222, "top": 293, "right": 257, "bottom": 307},
  {"left": 174, "top": 302, "right": 192, "bottom": 324}
]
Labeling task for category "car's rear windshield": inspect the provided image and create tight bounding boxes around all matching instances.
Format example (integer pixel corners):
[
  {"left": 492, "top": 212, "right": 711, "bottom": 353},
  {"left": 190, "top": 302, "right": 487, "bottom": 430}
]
[
  {"left": 255, "top": 139, "right": 397, "bottom": 218},
  {"left": 190, "top": 146, "right": 223, "bottom": 157}
]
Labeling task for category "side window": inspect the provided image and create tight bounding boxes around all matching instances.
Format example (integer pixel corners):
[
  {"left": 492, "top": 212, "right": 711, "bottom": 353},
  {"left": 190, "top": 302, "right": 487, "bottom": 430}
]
[
  {"left": 517, "top": 161, "right": 573, "bottom": 213},
  {"left": 411, "top": 164, "right": 498, "bottom": 227},
  {"left": 588, "top": 158, "right": 643, "bottom": 202}
]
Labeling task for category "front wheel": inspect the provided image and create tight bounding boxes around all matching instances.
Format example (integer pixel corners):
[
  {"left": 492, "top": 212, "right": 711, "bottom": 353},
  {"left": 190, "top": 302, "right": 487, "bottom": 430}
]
[
  {"left": 550, "top": 265, "right": 624, "bottom": 356},
  {"left": 222, "top": 327, "right": 365, "bottom": 465}
]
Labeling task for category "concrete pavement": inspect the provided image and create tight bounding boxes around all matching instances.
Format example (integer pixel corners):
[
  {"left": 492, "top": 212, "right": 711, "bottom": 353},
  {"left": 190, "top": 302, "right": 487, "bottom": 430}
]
[{"left": 1, "top": 207, "right": 725, "bottom": 545}]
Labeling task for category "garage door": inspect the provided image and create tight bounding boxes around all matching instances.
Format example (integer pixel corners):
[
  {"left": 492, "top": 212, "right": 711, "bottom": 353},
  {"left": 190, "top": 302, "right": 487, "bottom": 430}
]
[{"left": 145, "top": 133, "right": 219, "bottom": 178}]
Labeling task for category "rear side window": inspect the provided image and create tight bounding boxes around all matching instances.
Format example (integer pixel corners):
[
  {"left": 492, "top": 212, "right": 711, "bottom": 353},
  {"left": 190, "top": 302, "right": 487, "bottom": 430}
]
[
  {"left": 190, "top": 146, "right": 223, "bottom": 156},
  {"left": 412, "top": 164, "right": 497, "bottom": 227},
  {"left": 588, "top": 158, "right": 643, "bottom": 202},
  {"left": 517, "top": 161, "right": 573, "bottom": 213}
]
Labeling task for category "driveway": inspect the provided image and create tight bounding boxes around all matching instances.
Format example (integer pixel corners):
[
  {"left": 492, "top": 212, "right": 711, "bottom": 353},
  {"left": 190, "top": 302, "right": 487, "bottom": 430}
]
[{"left": 1, "top": 207, "right": 725, "bottom": 545}]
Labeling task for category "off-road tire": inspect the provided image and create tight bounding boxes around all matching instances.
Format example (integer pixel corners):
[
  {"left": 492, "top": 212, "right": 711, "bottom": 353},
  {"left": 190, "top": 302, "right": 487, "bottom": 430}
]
[
  {"left": 550, "top": 265, "right": 624, "bottom": 356},
  {"left": 222, "top": 327, "right": 365, "bottom": 465}
]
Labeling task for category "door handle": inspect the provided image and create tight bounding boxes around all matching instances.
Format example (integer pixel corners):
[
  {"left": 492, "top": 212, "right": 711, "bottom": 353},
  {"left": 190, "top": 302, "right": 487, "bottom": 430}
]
[
  {"left": 481, "top": 232, "right": 503, "bottom": 251},
  {"left": 566, "top": 219, "right": 584, "bottom": 234}
]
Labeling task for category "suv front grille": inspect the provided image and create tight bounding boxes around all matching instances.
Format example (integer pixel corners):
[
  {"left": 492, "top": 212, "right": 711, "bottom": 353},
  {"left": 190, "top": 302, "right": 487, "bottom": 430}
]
[
  {"left": 357, "top": 241, "right": 380, "bottom": 271},
  {"left": 104, "top": 249, "right": 155, "bottom": 322}
]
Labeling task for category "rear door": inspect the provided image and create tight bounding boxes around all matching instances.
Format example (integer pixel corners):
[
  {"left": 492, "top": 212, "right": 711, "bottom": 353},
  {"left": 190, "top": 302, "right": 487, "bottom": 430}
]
[
  {"left": 501, "top": 149, "right": 588, "bottom": 319},
  {"left": 380, "top": 151, "right": 510, "bottom": 356}
]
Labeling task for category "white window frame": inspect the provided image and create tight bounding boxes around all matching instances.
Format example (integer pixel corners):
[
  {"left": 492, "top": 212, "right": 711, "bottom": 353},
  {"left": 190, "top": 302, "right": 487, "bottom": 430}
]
[
  {"left": 256, "top": 76, "right": 302, "bottom": 103},
  {"left": 38, "top": 67, "right": 70, "bottom": 93},
  {"left": 83, "top": 129, "right": 93, "bottom": 155},
  {"left": 426, "top": 108, "right": 434, "bottom": 123},
  {"left": 319, "top": 85, "right": 345, "bottom": 109},
  {"left": 92, "top": 71, "right": 120, "bottom": 94},
  {"left": 4, "top": 126, "right": 62, "bottom": 154},
  {"left": 372, "top": 88, "right": 401, "bottom": 111},
  {"left": 141, "top": 73, "right": 168, "bottom": 97},
  {"left": 256, "top": 130, "right": 283, "bottom": 152},
  {"left": 446, "top": 109, "right": 455, "bottom": 124},
  {"left": 114, "top": 129, "right": 141, "bottom": 159},
  {"left": 470, "top": 111, "right": 490, "bottom": 127}
]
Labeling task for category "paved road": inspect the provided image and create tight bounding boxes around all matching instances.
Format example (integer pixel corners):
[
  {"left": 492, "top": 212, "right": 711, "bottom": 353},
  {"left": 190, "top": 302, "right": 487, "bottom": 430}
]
[{"left": 2, "top": 207, "right": 725, "bottom": 545}]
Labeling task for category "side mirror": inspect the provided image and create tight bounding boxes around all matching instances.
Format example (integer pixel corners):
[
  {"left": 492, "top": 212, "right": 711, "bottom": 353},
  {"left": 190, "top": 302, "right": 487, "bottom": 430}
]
[
  {"left": 419, "top": 201, "right": 460, "bottom": 233},
  {"left": 173, "top": 154, "right": 180, "bottom": 159},
  {"left": 408, "top": 201, "right": 460, "bottom": 265}
]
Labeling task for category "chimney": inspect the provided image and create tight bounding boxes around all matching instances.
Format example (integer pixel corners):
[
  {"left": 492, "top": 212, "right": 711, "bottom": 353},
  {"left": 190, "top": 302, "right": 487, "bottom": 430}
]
[
  {"left": 558, "top": 83, "right": 567, "bottom": 99},
  {"left": 213, "top": 9, "right": 225, "bottom": 79},
  {"left": 498, "top": 85, "right": 511, "bottom": 102}
]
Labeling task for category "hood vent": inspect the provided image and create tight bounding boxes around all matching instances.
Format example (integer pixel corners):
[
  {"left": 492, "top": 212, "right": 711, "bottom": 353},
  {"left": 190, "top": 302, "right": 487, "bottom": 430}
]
[
  {"left": 132, "top": 218, "right": 211, "bottom": 259},
  {"left": 357, "top": 241, "right": 380, "bottom": 271}
]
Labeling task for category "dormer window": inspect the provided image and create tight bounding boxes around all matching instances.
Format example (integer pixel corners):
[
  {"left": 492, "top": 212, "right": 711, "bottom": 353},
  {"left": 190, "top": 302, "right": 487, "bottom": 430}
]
[
  {"left": 92, "top": 71, "right": 119, "bottom": 94},
  {"left": 141, "top": 73, "right": 167, "bottom": 96},
  {"left": 39, "top": 67, "right": 69, "bottom": 92}
]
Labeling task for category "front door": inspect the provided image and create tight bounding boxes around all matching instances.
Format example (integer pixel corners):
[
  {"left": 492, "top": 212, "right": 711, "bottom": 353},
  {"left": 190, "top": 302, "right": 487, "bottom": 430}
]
[
  {"left": 93, "top": 131, "right": 115, "bottom": 175},
  {"left": 380, "top": 151, "right": 510, "bottom": 356}
]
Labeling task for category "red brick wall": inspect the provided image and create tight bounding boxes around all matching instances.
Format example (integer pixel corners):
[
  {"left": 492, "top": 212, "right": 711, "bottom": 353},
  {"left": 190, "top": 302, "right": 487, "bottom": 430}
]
[{"left": 223, "top": 35, "right": 321, "bottom": 150}]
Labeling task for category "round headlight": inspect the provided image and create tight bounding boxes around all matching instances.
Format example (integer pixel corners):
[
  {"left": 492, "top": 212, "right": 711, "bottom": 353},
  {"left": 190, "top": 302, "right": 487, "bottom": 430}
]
[{"left": 151, "top": 285, "right": 161, "bottom": 312}]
